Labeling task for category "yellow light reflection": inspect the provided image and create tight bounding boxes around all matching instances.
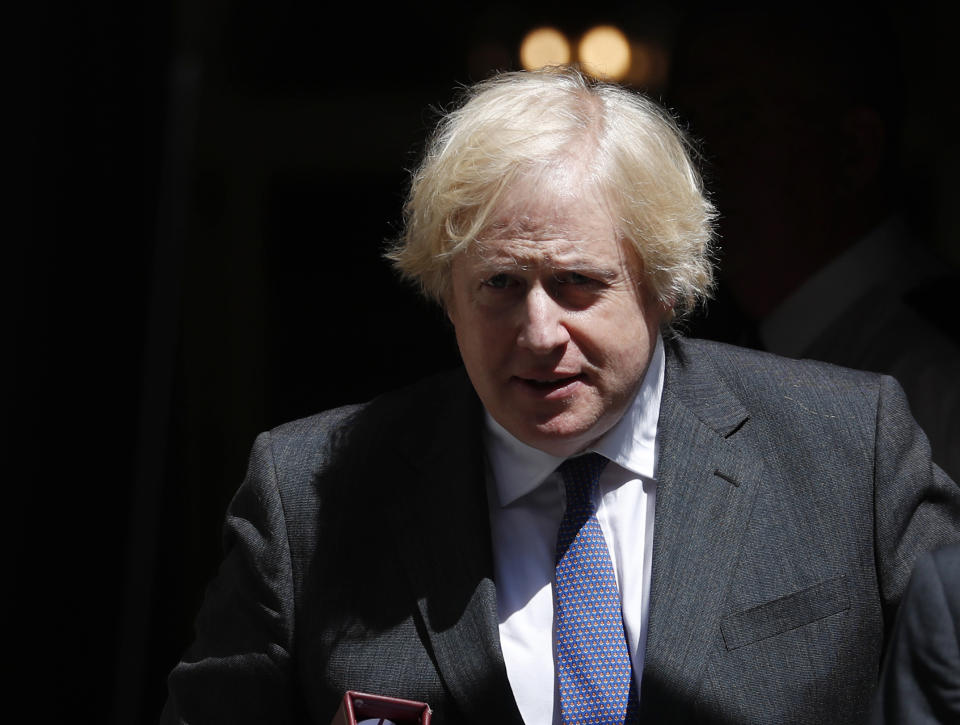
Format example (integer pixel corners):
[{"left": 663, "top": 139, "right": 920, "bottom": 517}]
[
  {"left": 579, "top": 25, "right": 631, "bottom": 80},
  {"left": 625, "top": 40, "right": 669, "bottom": 89},
  {"left": 520, "top": 27, "right": 571, "bottom": 70}
]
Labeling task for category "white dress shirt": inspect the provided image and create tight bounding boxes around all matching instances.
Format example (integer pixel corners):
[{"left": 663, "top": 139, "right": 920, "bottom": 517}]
[{"left": 484, "top": 335, "right": 664, "bottom": 725}]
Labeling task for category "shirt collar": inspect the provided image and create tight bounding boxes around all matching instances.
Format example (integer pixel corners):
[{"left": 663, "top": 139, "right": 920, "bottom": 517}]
[{"left": 484, "top": 334, "right": 665, "bottom": 507}]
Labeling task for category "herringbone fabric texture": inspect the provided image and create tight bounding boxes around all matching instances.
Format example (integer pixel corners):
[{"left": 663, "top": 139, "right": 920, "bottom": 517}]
[{"left": 554, "top": 453, "right": 639, "bottom": 724}]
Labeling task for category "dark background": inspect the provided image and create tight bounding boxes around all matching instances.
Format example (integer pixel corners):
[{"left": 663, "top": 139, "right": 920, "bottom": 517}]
[{"left": 14, "top": 2, "right": 958, "bottom": 722}]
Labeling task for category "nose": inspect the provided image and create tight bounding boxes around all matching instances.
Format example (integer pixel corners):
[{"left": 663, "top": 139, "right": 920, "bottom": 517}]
[{"left": 516, "top": 285, "right": 570, "bottom": 353}]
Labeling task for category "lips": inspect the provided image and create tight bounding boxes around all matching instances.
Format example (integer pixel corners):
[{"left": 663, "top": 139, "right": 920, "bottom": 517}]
[
  {"left": 513, "top": 373, "right": 584, "bottom": 396},
  {"left": 527, "top": 375, "right": 579, "bottom": 388}
]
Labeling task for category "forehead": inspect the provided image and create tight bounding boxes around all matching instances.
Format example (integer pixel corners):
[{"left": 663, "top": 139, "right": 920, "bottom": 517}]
[
  {"left": 470, "top": 226, "right": 623, "bottom": 274},
  {"left": 471, "top": 170, "right": 628, "bottom": 267}
]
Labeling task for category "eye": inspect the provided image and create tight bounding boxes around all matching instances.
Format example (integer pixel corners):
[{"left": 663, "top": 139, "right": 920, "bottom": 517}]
[
  {"left": 550, "top": 271, "right": 606, "bottom": 309},
  {"left": 555, "top": 271, "right": 595, "bottom": 286},
  {"left": 481, "top": 273, "right": 517, "bottom": 289}
]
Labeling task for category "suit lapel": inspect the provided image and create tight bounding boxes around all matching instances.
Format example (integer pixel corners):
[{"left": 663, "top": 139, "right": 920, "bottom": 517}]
[
  {"left": 391, "top": 372, "right": 524, "bottom": 725},
  {"left": 385, "top": 342, "right": 763, "bottom": 719},
  {"left": 641, "top": 340, "right": 766, "bottom": 711}
]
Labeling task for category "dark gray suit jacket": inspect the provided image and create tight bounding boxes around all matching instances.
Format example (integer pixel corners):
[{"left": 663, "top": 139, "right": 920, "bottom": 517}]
[
  {"left": 870, "top": 543, "right": 960, "bottom": 724},
  {"left": 163, "top": 338, "right": 960, "bottom": 724}
]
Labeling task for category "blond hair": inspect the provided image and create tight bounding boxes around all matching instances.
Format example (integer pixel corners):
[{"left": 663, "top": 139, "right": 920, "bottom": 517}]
[{"left": 387, "top": 66, "right": 716, "bottom": 321}]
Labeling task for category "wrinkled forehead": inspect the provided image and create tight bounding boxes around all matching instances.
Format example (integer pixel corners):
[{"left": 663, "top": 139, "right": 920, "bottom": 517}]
[
  {"left": 481, "top": 161, "right": 610, "bottom": 238},
  {"left": 468, "top": 162, "right": 639, "bottom": 270}
]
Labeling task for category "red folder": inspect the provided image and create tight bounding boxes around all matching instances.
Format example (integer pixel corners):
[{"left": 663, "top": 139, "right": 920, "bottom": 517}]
[{"left": 330, "top": 690, "right": 432, "bottom": 725}]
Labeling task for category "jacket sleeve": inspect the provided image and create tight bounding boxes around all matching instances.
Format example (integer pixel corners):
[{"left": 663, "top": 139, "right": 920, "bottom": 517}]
[
  {"left": 162, "top": 431, "right": 302, "bottom": 724},
  {"left": 873, "top": 375, "right": 960, "bottom": 629},
  {"left": 869, "top": 544, "right": 960, "bottom": 724}
]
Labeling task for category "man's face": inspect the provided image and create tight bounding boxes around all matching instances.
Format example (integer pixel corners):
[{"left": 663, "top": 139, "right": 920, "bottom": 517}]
[{"left": 446, "top": 176, "right": 664, "bottom": 457}]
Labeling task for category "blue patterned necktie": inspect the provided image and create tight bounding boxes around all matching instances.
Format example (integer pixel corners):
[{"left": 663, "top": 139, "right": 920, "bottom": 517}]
[{"left": 554, "top": 453, "right": 639, "bottom": 724}]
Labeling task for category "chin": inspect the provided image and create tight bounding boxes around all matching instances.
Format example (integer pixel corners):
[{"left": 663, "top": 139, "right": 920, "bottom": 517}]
[
  {"left": 492, "top": 397, "right": 607, "bottom": 456},
  {"left": 529, "top": 436, "right": 593, "bottom": 458},
  {"left": 523, "top": 421, "right": 599, "bottom": 457}
]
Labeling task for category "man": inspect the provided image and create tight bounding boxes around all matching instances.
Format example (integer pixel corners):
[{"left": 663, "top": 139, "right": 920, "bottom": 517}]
[{"left": 163, "top": 67, "right": 960, "bottom": 724}]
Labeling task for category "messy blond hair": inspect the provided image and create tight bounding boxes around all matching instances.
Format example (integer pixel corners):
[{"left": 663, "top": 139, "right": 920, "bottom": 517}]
[{"left": 387, "top": 66, "right": 716, "bottom": 321}]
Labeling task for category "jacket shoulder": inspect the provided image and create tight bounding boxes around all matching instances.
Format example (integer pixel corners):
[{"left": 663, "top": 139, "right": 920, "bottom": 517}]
[
  {"left": 260, "top": 367, "right": 474, "bottom": 491},
  {"left": 663, "top": 336, "right": 906, "bottom": 468},
  {"left": 674, "top": 336, "right": 881, "bottom": 382},
  {"left": 670, "top": 336, "right": 886, "bottom": 409}
]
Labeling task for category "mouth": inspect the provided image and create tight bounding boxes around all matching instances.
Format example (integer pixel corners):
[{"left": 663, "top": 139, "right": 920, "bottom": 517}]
[{"left": 514, "top": 373, "right": 584, "bottom": 395}]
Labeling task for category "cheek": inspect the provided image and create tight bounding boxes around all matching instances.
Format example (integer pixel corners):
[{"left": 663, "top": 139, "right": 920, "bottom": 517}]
[
  {"left": 586, "top": 313, "right": 655, "bottom": 384},
  {"left": 454, "top": 314, "right": 506, "bottom": 371},
  {"left": 579, "top": 302, "right": 650, "bottom": 356}
]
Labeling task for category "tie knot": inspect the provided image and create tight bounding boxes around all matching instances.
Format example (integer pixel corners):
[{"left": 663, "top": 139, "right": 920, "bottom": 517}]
[{"left": 557, "top": 452, "right": 608, "bottom": 507}]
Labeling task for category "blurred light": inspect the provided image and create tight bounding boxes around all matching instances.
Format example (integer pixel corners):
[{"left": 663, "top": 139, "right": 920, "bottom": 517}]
[
  {"left": 579, "top": 25, "right": 631, "bottom": 80},
  {"left": 520, "top": 27, "right": 571, "bottom": 70},
  {"left": 627, "top": 42, "right": 653, "bottom": 86},
  {"left": 623, "top": 40, "right": 670, "bottom": 89}
]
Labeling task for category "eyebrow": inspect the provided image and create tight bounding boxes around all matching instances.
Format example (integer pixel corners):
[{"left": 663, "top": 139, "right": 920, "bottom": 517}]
[
  {"left": 475, "top": 255, "right": 620, "bottom": 282},
  {"left": 554, "top": 263, "right": 619, "bottom": 282}
]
